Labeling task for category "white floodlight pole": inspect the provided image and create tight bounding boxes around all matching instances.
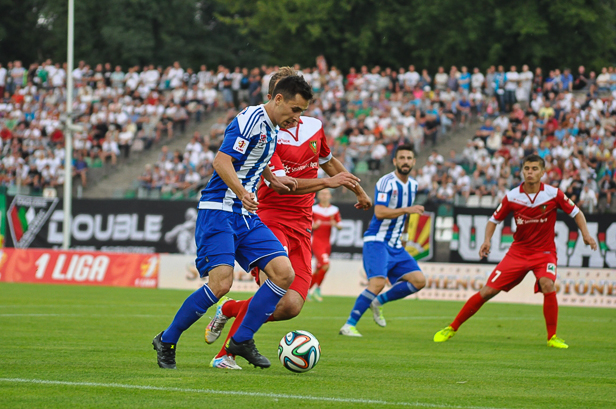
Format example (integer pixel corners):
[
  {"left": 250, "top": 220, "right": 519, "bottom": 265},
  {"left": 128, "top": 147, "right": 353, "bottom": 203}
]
[{"left": 63, "top": 0, "right": 75, "bottom": 249}]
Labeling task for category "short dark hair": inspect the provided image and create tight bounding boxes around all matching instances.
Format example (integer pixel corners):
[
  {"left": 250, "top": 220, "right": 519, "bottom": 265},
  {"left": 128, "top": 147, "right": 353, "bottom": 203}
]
[
  {"left": 394, "top": 144, "right": 415, "bottom": 158},
  {"left": 271, "top": 75, "right": 313, "bottom": 102},
  {"left": 522, "top": 154, "right": 545, "bottom": 169},
  {"left": 268, "top": 67, "right": 297, "bottom": 95}
]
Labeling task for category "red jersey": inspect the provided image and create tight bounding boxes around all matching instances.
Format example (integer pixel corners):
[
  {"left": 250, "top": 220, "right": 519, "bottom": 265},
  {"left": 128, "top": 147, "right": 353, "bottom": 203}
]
[
  {"left": 311, "top": 204, "right": 341, "bottom": 247},
  {"left": 489, "top": 183, "right": 579, "bottom": 253},
  {"left": 257, "top": 116, "right": 332, "bottom": 226}
]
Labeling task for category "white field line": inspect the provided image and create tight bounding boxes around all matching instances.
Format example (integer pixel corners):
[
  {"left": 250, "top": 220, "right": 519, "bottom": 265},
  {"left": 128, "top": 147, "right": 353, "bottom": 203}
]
[{"left": 0, "top": 378, "right": 509, "bottom": 409}]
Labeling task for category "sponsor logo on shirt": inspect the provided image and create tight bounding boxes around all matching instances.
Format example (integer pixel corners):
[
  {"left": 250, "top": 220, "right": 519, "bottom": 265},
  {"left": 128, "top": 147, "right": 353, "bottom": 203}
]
[
  {"left": 515, "top": 216, "right": 548, "bottom": 225},
  {"left": 233, "top": 137, "right": 248, "bottom": 154},
  {"left": 283, "top": 161, "right": 318, "bottom": 174}
]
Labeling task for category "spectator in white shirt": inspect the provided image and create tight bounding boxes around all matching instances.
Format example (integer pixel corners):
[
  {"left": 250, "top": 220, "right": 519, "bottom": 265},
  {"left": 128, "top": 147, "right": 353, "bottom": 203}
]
[
  {"left": 456, "top": 169, "right": 471, "bottom": 198},
  {"left": 100, "top": 132, "right": 120, "bottom": 165},
  {"left": 579, "top": 184, "right": 598, "bottom": 213}
]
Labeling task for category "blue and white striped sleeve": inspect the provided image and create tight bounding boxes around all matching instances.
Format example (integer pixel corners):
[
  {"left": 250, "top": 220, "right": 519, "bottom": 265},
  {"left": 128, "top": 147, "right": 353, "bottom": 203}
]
[
  {"left": 219, "top": 118, "right": 251, "bottom": 161},
  {"left": 374, "top": 177, "right": 393, "bottom": 206}
]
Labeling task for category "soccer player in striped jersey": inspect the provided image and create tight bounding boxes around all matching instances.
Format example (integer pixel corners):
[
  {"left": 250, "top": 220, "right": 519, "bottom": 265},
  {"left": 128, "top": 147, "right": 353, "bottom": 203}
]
[
  {"left": 434, "top": 154, "right": 597, "bottom": 348},
  {"left": 340, "top": 144, "right": 427, "bottom": 337},
  {"left": 205, "top": 68, "right": 371, "bottom": 369},
  {"left": 152, "top": 75, "right": 313, "bottom": 370}
]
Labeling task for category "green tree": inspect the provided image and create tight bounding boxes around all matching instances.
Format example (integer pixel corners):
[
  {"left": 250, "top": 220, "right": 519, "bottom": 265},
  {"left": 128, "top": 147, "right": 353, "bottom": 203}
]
[
  {"left": 1, "top": 0, "right": 260, "bottom": 70},
  {"left": 0, "top": 0, "right": 48, "bottom": 63},
  {"left": 213, "top": 0, "right": 616, "bottom": 72}
]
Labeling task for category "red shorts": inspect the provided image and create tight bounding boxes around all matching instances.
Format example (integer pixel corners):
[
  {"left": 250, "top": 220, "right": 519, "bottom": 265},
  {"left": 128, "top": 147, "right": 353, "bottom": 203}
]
[
  {"left": 312, "top": 242, "right": 331, "bottom": 269},
  {"left": 487, "top": 251, "right": 558, "bottom": 293},
  {"left": 257, "top": 215, "right": 312, "bottom": 300}
]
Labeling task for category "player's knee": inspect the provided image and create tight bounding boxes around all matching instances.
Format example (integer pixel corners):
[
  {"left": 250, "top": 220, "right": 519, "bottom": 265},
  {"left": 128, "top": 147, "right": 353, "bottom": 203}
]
[
  {"left": 410, "top": 273, "right": 426, "bottom": 290},
  {"left": 264, "top": 257, "right": 295, "bottom": 289},
  {"left": 272, "top": 265, "right": 295, "bottom": 289},
  {"left": 280, "top": 266, "right": 295, "bottom": 288},
  {"left": 208, "top": 276, "right": 233, "bottom": 298},
  {"left": 539, "top": 278, "right": 555, "bottom": 293},
  {"left": 480, "top": 285, "right": 499, "bottom": 299},
  {"left": 368, "top": 277, "right": 387, "bottom": 294},
  {"left": 207, "top": 267, "right": 234, "bottom": 297}
]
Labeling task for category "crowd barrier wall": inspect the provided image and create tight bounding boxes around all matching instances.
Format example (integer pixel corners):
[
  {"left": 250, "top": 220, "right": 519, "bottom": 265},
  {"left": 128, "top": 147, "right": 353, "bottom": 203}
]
[
  {"left": 2, "top": 196, "right": 437, "bottom": 261},
  {"left": 157, "top": 255, "right": 615, "bottom": 308}
]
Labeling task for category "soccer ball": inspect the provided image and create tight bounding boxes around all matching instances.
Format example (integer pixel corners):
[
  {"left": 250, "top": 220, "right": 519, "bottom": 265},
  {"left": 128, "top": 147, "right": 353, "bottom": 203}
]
[{"left": 278, "top": 330, "right": 321, "bottom": 373}]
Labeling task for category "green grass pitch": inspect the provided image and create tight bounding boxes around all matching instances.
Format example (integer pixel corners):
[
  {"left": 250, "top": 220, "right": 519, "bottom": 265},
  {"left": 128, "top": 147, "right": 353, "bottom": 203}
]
[{"left": 0, "top": 282, "right": 614, "bottom": 408}]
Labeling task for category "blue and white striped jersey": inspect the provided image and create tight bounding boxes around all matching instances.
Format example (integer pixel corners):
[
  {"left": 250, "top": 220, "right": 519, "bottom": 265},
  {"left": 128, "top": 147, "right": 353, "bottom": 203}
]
[
  {"left": 364, "top": 171, "right": 418, "bottom": 248},
  {"left": 199, "top": 105, "right": 277, "bottom": 215}
]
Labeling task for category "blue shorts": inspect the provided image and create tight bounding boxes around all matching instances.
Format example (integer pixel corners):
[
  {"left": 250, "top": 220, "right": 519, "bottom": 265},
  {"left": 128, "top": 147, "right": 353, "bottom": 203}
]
[
  {"left": 195, "top": 209, "right": 287, "bottom": 277},
  {"left": 362, "top": 241, "right": 421, "bottom": 283}
]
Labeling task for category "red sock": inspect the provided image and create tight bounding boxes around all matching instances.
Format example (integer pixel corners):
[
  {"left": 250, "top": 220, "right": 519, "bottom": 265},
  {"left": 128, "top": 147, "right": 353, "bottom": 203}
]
[
  {"left": 215, "top": 296, "right": 278, "bottom": 358},
  {"left": 221, "top": 299, "right": 245, "bottom": 318},
  {"left": 216, "top": 297, "right": 251, "bottom": 358},
  {"left": 543, "top": 291, "right": 558, "bottom": 340},
  {"left": 310, "top": 267, "right": 327, "bottom": 289},
  {"left": 451, "top": 292, "right": 487, "bottom": 331}
]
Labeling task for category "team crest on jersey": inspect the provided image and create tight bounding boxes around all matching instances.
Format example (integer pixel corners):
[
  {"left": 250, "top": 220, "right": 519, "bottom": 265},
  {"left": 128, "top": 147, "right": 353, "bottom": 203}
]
[
  {"left": 546, "top": 263, "right": 556, "bottom": 275},
  {"left": 541, "top": 205, "right": 548, "bottom": 212},
  {"left": 259, "top": 134, "right": 267, "bottom": 144},
  {"left": 309, "top": 140, "right": 317, "bottom": 154}
]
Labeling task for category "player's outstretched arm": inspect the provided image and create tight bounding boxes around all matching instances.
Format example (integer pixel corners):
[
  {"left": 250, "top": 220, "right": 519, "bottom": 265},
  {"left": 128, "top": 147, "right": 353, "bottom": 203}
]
[
  {"left": 574, "top": 211, "right": 598, "bottom": 250},
  {"left": 213, "top": 151, "right": 258, "bottom": 213},
  {"left": 321, "top": 157, "right": 372, "bottom": 209},
  {"left": 269, "top": 172, "right": 360, "bottom": 196},
  {"left": 374, "top": 205, "right": 424, "bottom": 220},
  {"left": 479, "top": 221, "right": 497, "bottom": 259}
]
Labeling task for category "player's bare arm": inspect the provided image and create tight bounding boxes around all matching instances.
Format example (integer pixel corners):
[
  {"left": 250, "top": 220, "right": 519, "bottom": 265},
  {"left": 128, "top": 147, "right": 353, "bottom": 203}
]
[
  {"left": 262, "top": 165, "right": 297, "bottom": 192},
  {"left": 321, "top": 157, "right": 372, "bottom": 209},
  {"left": 374, "top": 204, "right": 424, "bottom": 220},
  {"left": 574, "top": 211, "right": 598, "bottom": 250},
  {"left": 479, "top": 221, "right": 497, "bottom": 259},
  {"left": 213, "top": 151, "right": 259, "bottom": 213},
  {"left": 268, "top": 171, "right": 359, "bottom": 196}
]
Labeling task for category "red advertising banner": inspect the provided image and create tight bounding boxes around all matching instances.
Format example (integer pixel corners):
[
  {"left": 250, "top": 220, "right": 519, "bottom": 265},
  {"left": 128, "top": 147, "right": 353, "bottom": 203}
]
[{"left": 0, "top": 248, "right": 159, "bottom": 288}]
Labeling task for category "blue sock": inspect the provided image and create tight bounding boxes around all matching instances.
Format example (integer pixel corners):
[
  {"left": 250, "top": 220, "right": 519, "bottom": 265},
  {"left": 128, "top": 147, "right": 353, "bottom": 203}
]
[
  {"left": 346, "top": 289, "right": 376, "bottom": 326},
  {"left": 233, "top": 279, "right": 286, "bottom": 343},
  {"left": 161, "top": 284, "right": 218, "bottom": 344},
  {"left": 376, "top": 281, "right": 419, "bottom": 305}
]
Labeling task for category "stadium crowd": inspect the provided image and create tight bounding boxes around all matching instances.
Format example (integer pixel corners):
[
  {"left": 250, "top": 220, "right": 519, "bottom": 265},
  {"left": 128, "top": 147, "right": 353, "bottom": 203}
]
[{"left": 1, "top": 59, "right": 615, "bottom": 212}]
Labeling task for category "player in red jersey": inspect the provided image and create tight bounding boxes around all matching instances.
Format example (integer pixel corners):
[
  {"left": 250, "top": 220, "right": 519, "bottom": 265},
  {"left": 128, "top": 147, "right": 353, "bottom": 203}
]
[
  {"left": 434, "top": 154, "right": 597, "bottom": 348},
  {"left": 205, "top": 67, "right": 372, "bottom": 369},
  {"left": 308, "top": 188, "right": 342, "bottom": 302}
]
